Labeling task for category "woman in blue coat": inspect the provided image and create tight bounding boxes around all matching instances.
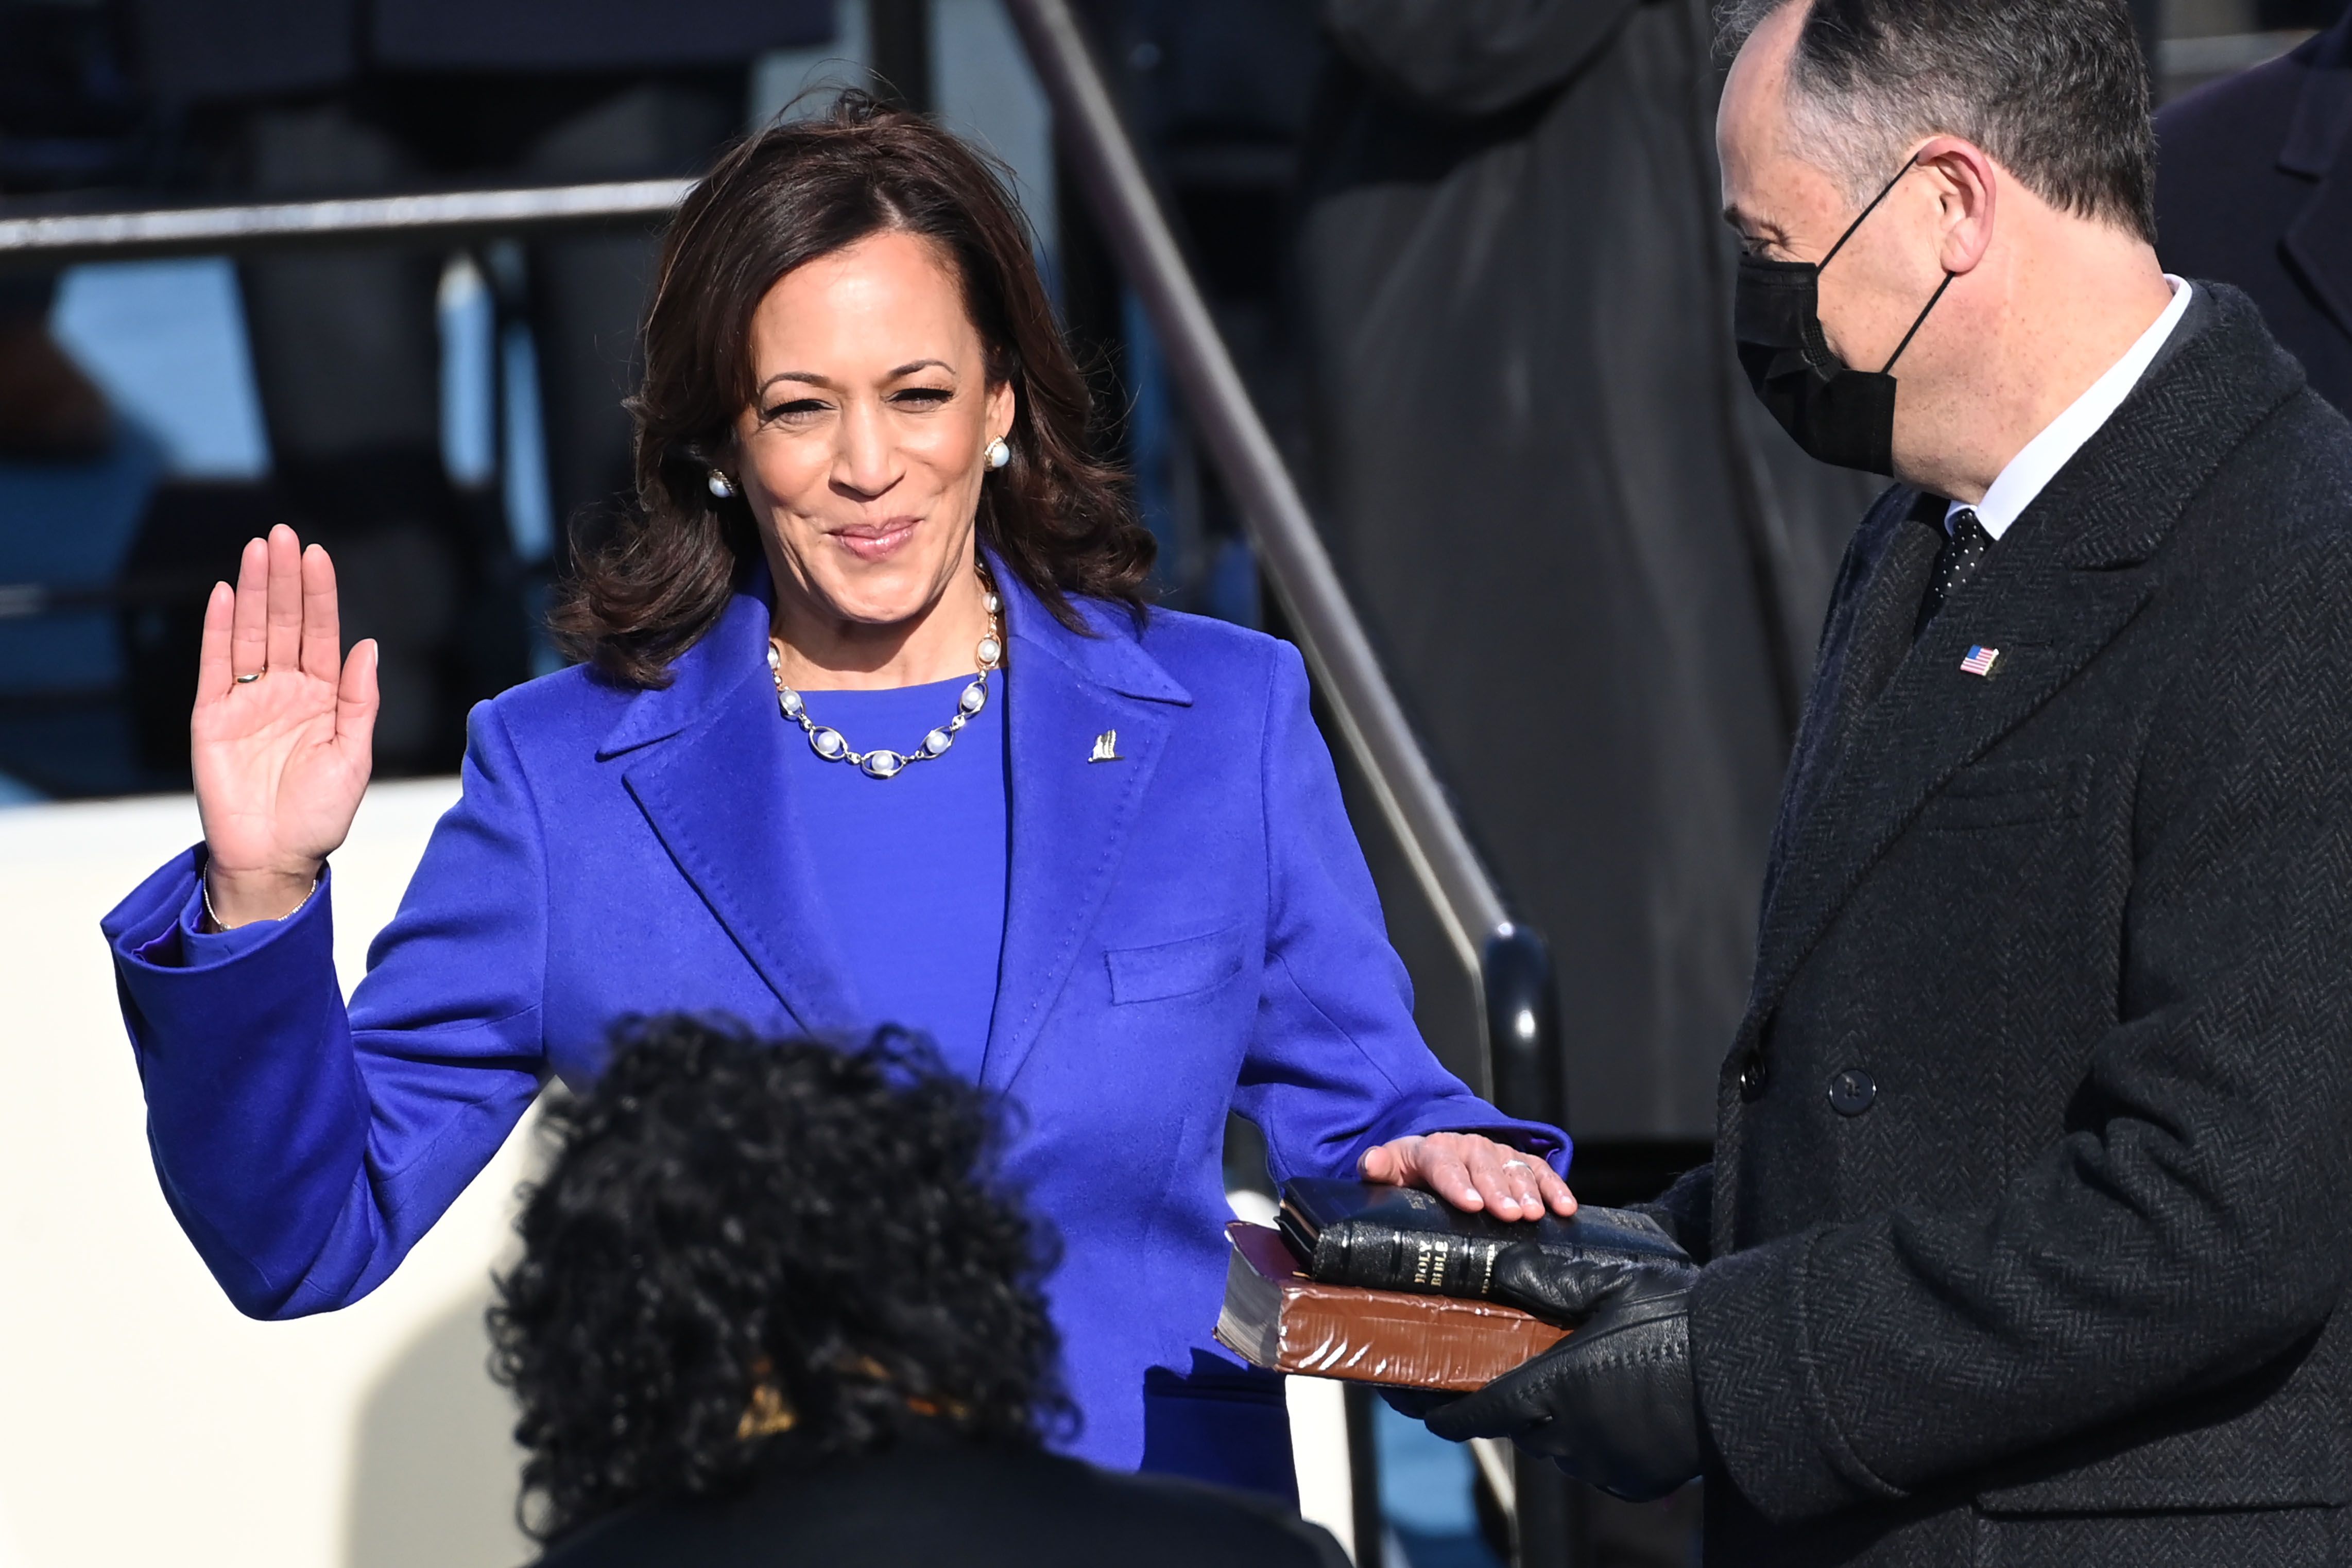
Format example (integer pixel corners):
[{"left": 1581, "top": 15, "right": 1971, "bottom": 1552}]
[{"left": 101, "top": 97, "right": 1573, "bottom": 1493}]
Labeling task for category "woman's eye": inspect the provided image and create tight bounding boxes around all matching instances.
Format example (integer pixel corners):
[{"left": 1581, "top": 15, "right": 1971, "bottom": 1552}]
[
  {"left": 892, "top": 387, "right": 954, "bottom": 408},
  {"left": 763, "top": 398, "right": 830, "bottom": 421}
]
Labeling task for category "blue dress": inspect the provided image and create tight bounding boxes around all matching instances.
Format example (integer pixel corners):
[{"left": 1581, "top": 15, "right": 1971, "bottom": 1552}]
[
  {"left": 784, "top": 673, "right": 1008, "bottom": 1081},
  {"left": 778, "top": 671, "right": 1296, "bottom": 1498}
]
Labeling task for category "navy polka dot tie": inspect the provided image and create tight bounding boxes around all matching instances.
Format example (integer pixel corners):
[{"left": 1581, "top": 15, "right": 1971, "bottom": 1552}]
[{"left": 1916, "top": 507, "right": 1993, "bottom": 639}]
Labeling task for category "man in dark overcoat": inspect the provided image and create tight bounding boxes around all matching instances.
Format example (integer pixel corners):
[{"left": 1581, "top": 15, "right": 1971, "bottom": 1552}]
[
  {"left": 1417, "top": 1, "right": 2352, "bottom": 1563},
  {"left": 2155, "top": 5, "right": 2352, "bottom": 416}
]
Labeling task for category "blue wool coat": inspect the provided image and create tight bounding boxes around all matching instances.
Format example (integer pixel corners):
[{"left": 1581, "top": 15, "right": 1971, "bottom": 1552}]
[{"left": 102, "top": 566, "right": 1567, "bottom": 1471}]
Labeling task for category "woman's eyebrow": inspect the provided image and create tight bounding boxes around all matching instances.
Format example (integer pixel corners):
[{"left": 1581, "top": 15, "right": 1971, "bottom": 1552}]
[
  {"left": 754, "top": 360, "right": 954, "bottom": 398},
  {"left": 757, "top": 370, "right": 833, "bottom": 397}
]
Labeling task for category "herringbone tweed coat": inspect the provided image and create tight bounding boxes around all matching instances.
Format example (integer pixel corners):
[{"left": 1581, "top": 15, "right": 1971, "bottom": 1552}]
[{"left": 1646, "top": 284, "right": 2352, "bottom": 1566}]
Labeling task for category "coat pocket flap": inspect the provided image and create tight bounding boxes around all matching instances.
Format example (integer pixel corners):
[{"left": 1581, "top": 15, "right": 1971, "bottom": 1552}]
[
  {"left": 1106, "top": 927, "right": 1247, "bottom": 1004},
  {"left": 1924, "top": 755, "right": 2089, "bottom": 829}
]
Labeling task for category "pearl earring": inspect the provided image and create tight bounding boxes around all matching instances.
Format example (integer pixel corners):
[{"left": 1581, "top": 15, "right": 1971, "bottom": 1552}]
[
  {"left": 707, "top": 470, "right": 736, "bottom": 499},
  {"left": 985, "top": 437, "right": 1011, "bottom": 471}
]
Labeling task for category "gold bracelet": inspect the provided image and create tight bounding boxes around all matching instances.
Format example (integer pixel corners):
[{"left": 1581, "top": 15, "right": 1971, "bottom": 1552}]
[{"left": 201, "top": 870, "right": 320, "bottom": 934}]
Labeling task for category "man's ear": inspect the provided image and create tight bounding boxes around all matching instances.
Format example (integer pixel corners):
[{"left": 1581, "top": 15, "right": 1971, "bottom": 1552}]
[{"left": 1916, "top": 134, "right": 1999, "bottom": 277}]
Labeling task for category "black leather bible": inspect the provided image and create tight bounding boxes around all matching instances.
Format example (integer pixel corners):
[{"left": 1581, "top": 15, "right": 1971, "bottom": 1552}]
[{"left": 1277, "top": 1178, "right": 1684, "bottom": 1301}]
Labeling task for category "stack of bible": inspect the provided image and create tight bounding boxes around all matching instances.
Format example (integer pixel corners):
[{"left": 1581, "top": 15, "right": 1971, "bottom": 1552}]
[{"left": 1213, "top": 1178, "right": 1680, "bottom": 1392}]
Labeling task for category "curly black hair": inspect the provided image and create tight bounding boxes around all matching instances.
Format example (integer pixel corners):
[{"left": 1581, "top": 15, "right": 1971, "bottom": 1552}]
[{"left": 488, "top": 1015, "right": 1071, "bottom": 1543}]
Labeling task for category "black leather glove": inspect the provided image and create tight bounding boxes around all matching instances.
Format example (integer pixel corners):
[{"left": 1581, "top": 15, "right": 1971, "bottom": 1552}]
[{"left": 1422, "top": 1229, "right": 1702, "bottom": 1502}]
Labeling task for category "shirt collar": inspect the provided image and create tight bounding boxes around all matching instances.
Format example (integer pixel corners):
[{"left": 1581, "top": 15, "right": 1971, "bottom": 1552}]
[{"left": 1946, "top": 275, "right": 2194, "bottom": 541}]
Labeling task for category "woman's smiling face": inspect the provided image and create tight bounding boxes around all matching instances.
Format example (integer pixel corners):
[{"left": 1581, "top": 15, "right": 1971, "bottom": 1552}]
[{"left": 731, "top": 228, "right": 1014, "bottom": 637}]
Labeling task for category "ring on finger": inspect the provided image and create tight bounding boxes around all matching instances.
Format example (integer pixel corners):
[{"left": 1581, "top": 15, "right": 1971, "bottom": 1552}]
[
  {"left": 1503, "top": 1159, "right": 1532, "bottom": 1172},
  {"left": 235, "top": 670, "right": 265, "bottom": 684}
]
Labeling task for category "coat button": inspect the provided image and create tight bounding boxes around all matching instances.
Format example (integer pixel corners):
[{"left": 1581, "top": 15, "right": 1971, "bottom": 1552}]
[
  {"left": 1737, "top": 1052, "right": 1769, "bottom": 1100},
  {"left": 1828, "top": 1068, "right": 1876, "bottom": 1116}
]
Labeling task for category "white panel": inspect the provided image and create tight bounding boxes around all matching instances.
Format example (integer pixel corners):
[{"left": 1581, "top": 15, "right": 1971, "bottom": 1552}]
[
  {"left": 1287, "top": 1375, "right": 1358, "bottom": 1562},
  {"left": 0, "top": 779, "right": 539, "bottom": 1568}
]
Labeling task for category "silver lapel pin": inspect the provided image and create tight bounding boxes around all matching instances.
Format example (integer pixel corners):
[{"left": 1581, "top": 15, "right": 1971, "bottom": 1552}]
[{"left": 1089, "top": 729, "right": 1122, "bottom": 763}]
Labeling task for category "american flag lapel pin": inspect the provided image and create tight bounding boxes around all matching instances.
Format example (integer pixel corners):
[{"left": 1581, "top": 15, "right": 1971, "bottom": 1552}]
[{"left": 1960, "top": 645, "right": 2001, "bottom": 678}]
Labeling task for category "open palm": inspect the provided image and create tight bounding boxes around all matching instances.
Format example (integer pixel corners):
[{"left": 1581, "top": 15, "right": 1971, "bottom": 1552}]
[{"left": 192, "top": 524, "right": 379, "bottom": 926}]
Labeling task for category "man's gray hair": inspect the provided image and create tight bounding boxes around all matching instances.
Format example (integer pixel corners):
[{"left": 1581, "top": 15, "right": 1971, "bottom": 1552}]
[{"left": 1715, "top": 0, "right": 2156, "bottom": 244}]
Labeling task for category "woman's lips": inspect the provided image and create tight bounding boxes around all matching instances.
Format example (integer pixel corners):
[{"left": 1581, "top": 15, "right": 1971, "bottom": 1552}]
[{"left": 832, "top": 517, "right": 919, "bottom": 562}]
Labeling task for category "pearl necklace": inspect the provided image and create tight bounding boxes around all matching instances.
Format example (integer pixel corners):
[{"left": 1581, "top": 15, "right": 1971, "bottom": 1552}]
[{"left": 767, "top": 585, "right": 1004, "bottom": 780}]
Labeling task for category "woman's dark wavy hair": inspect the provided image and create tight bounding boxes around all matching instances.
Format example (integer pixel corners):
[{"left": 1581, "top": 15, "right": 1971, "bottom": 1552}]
[
  {"left": 487, "top": 1015, "right": 1071, "bottom": 1543},
  {"left": 550, "top": 93, "right": 1155, "bottom": 687}
]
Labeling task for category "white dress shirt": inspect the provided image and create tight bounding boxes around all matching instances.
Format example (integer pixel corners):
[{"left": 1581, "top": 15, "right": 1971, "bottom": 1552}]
[{"left": 1947, "top": 275, "right": 2194, "bottom": 540}]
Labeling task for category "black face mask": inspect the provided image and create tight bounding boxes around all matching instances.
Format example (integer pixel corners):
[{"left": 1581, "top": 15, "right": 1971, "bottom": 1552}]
[{"left": 1734, "top": 159, "right": 1956, "bottom": 475}]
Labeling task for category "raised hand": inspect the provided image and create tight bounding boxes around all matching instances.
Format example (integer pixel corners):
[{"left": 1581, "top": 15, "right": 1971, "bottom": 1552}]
[{"left": 192, "top": 524, "right": 379, "bottom": 927}]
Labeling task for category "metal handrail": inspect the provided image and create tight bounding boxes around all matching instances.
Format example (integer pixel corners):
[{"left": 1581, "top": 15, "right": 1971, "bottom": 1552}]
[
  {"left": 999, "top": 0, "right": 1510, "bottom": 985},
  {"left": 0, "top": 179, "right": 692, "bottom": 266}
]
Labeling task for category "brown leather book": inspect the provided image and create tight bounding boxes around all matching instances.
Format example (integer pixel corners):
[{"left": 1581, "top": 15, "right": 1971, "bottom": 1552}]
[{"left": 1212, "top": 1221, "right": 1567, "bottom": 1392}]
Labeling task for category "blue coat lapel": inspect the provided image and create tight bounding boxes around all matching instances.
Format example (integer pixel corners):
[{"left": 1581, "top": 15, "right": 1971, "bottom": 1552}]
[
  {"left": 982, "top": 572, "right": 1191, "bottom": 1090},
  {"left": 593, "top": 561, "right": 1194, "bottom": 1069},
  {"left": 600, "top": 580, "right": 863, "bottom": 1038}
]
